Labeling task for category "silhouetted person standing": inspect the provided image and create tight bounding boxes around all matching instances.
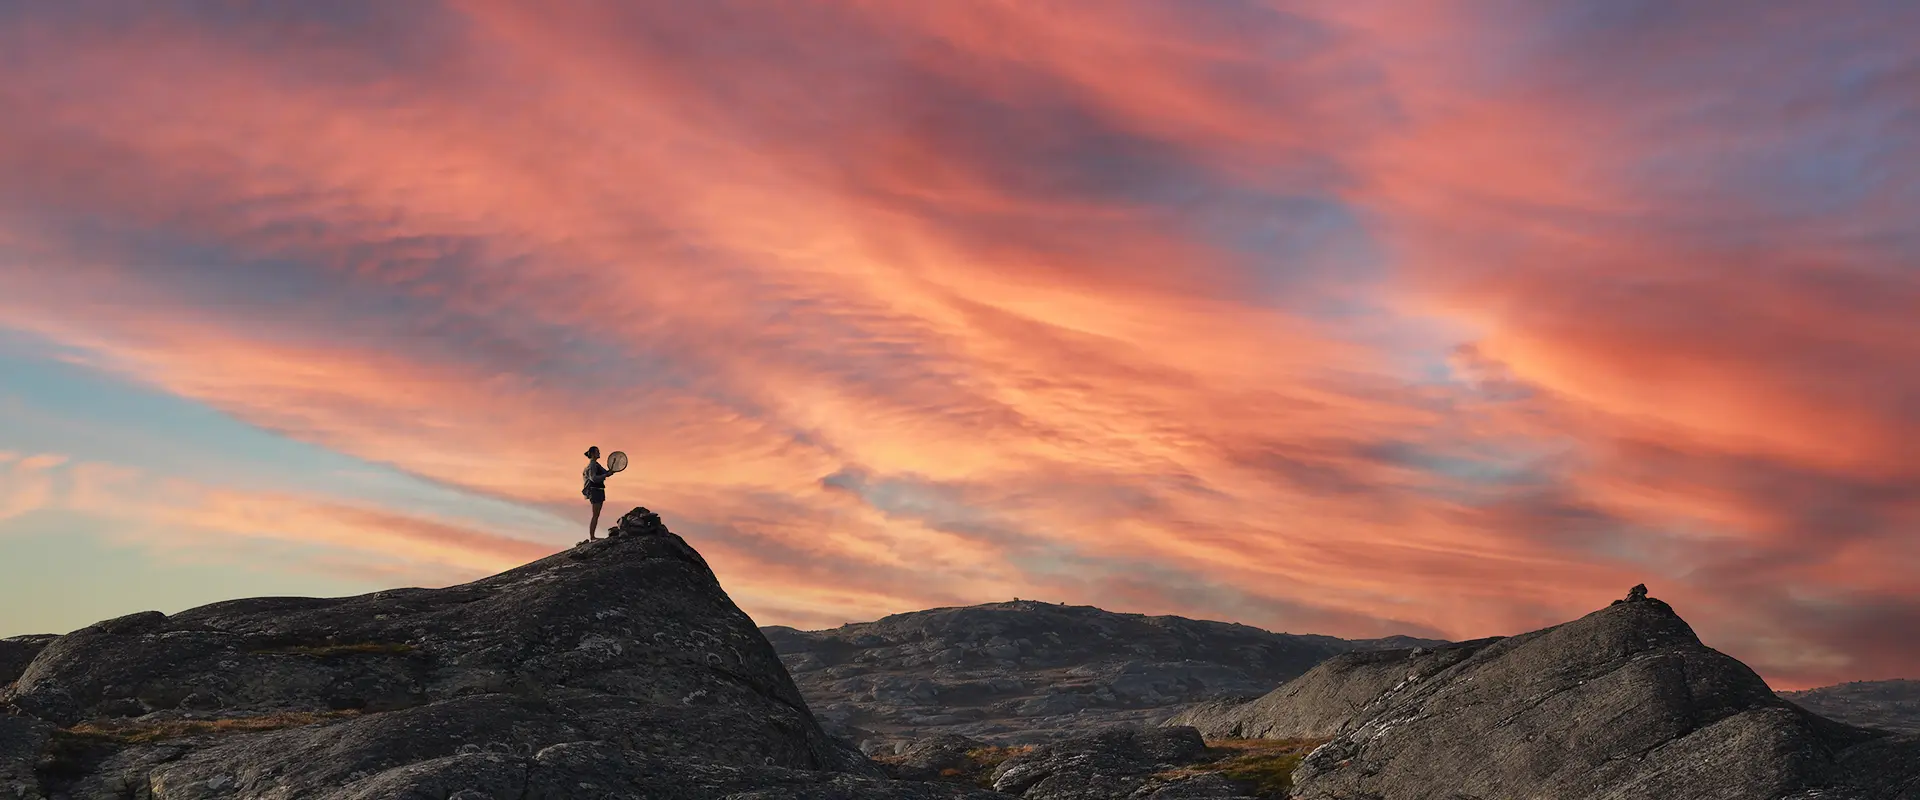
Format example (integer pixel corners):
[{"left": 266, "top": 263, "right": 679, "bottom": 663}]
[{"left": 582, "top": 446, "right": 615, "bottom": 539}]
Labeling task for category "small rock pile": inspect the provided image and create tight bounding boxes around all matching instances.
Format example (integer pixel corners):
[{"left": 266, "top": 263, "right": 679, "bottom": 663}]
[
  {"left": 1610, "top": 582, "right": 1651, "bottom": 605},
  {"left": 608, "top": 506, "right": 668, "bottom": 538}
]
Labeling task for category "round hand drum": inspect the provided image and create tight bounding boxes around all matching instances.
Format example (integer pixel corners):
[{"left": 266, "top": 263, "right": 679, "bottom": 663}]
[{"left": 606, "top": 451, "right": 629, "bottom": 473}]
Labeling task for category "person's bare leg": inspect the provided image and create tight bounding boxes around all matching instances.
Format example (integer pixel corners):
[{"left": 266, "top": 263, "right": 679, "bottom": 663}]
[{"left": 589, "top": 501, "right": 603, "bottom": 539}]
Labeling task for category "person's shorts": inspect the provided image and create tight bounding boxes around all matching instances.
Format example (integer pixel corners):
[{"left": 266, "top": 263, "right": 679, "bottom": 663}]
[{"left": 584, "top": 487, "right": 606, "bottom": 504}]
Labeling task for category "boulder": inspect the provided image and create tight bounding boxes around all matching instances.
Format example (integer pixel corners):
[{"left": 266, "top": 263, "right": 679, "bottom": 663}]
[
  {"left": 885, "top": 733, "right": 988, "bottom": 781},
  {"left": 985, "top": 726, "right": 1241, "bottom": 800},
  {"left": 0, "top": 636, "right": 56, "bottom": 692}
]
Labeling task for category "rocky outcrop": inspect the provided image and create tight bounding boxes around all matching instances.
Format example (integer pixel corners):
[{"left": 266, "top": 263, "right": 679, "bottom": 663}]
[
  {"left": 767, "top": 601, "right": 1443, "bottom": 752},
  {"left": 0, "top": 636, "right": 56, "bottom": 691},
  {"left": 1176, "top": 586, "right": 1920, "bottom": 800},
  {"left": 0, "top": 716, "right": 51, "bottom": 800},
  {"left": 1166, "top": 638, "right": 1499, "bottom": 740},
  {"left": 988, "top": 727, "right": 1214, "bottom": 798},
  {"left": 14, "top": 510, "right": 1912, "bottom": 799},
  {"left": 0, "top": 508, "right": 999, "bottom": 799},
  {"left": 1784, "top": 680, "right": 1920, "bottom": 734}
]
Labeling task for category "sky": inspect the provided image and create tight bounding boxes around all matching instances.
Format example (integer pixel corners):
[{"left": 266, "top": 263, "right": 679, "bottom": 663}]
[{"left": 0, "top": 1, "right": 1915, "bottom": 691}]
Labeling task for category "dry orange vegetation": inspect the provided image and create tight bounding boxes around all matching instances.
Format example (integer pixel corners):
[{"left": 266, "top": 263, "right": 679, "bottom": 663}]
[
  {"left": 250, "top": 642, "right": 417, "bottom": 657},
  {"left": 1156, "top": 738, "right": 1327, "bottom": 798},
  {"left": 60, "top": 711, "right": 361, "bottom": 744}
]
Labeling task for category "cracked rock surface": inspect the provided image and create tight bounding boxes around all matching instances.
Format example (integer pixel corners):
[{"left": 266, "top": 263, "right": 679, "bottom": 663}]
[
  {"left": 1176, "top": 588, "right": 1920, "bottom": 800},
  {"left": 0, "top": 508, "right": 999, "bottom": 799}
]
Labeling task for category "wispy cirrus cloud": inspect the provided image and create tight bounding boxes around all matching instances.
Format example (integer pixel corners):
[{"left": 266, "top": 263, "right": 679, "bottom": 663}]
[
  {"left": 0, "top": 452, "right": 67, "bottom": 522},
  {"left": 0, "top": 453, "right": 544, "bottom": 576}
]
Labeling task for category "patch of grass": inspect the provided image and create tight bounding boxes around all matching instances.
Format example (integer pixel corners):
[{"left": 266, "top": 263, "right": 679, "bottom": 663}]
[
  {"left": 958, "top": 745, "right": 1033, "bottom": 787},
  {"left": 1218, "top": 750, "right": 1307, "bottom": 797},
  {"left": 963, "top": 744, "right": 1031, "bottom": 769},
  {"left": 1156, "top": 738, "right": 1325, "bottom": 799},
  {"left": 58, "top": 711, "right": 361, "bottom": 745},
  {"left": 878, "top": 744, "right": 1034, "bottom": 789},
  {"left": 252, "top": 642, "right": 417, "bottom": 657}
]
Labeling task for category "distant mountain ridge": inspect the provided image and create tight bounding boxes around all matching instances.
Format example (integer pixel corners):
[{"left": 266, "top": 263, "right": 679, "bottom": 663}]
[
  {"left": 1783, "top": 679, "right": 1920, "bottom": 734},
  {"left": 761, "top": 599, "right": 1447, "bottom": 752}
]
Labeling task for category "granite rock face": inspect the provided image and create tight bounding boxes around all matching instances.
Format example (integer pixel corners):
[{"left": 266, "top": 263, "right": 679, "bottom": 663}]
[
  {"left": 0, "top": 508, "right": 1000, "bottom": 799},
  {"left": 766, "top": 601, "right": 1442, "bottom": 752},
  {"left": 1166, "top": 638, "right": 1498, "bottom": 741},
  {"left": 1175, "top": 587, "right": 1920, "bottom": 800},
  {"left": 0, "top": 716, "right": 51, "bottom": 800}
]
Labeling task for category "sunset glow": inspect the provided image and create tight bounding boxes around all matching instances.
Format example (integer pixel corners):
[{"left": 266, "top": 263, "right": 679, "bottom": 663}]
[{"left": 2, "top": 1, "right": 1915, "bottom": 690}]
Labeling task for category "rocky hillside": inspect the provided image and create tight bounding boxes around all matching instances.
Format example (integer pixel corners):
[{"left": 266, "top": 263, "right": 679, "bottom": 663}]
[
  {"left": 763, "top": 601, "right": 1443, "bottom": 753},
  {"left": 8, "top": 513, "right": 1914, "bottom": 800},
  {"left": 1167, "top": 586, "right": 1920, "bottom": 800},
  {"left": 0, "top": 508, "right": 1000, "bottom": 800},
  {"left": 1783, "top": 680, "right": 1920, "bottom": 734}
]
